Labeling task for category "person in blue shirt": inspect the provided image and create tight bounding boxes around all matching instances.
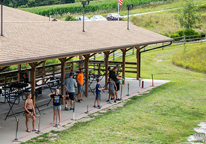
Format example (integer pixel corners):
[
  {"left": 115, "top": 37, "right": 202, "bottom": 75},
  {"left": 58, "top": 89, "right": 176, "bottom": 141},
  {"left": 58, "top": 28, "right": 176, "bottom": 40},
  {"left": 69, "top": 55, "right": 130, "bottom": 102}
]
[
  {"left": 62, "top": 72, "right": 77, "bottom": 111},
  {"left": 94, "top": 79, "right": 104, "bottom": 109}
]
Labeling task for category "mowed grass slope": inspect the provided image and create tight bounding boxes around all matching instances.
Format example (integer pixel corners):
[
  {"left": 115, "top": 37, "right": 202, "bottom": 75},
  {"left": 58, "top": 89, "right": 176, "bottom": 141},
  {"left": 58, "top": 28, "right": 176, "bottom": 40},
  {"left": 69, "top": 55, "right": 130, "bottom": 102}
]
[{"left": 25, "top": 42, "right": 206, "bottom": 143}]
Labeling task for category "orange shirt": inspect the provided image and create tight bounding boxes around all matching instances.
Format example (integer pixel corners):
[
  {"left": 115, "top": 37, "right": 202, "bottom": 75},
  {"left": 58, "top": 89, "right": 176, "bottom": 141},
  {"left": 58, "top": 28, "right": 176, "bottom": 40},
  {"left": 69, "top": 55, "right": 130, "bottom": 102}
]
[{"left": 77, "top": 73, "right": 84, "bottom": 85}]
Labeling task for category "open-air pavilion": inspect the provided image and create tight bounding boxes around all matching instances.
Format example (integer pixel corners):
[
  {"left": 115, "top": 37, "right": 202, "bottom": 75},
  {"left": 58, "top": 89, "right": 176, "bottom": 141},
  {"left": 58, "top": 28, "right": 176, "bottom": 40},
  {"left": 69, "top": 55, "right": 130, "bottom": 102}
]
[{"left": 0, "top": 5, "right": 173, "bottom": 143}]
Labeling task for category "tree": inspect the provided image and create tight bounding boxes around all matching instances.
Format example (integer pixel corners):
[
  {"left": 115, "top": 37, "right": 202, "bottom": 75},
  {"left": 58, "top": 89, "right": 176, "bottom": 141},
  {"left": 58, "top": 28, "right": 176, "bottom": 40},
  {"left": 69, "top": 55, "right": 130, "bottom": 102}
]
[{"left": 176, "top": 0, "right": 201, "bottom": 29}]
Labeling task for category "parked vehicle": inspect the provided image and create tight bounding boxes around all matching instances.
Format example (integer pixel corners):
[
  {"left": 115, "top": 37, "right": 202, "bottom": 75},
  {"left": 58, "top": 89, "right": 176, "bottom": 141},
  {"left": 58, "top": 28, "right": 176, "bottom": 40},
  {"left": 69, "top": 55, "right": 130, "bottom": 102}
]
[
  {"left": 106, "top": 13, "right": 122, "bottom": 21},
  {"left": 90, "top": 15, "right": 107, "bottom": 21},
  {"left": 76, "top": 16, "right": 91, "bottom": 21}
]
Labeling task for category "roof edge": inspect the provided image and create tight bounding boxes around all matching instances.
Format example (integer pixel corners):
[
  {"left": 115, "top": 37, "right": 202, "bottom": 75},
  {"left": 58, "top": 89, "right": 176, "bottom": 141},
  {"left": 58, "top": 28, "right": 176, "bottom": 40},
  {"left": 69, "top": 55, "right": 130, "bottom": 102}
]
[{"left": 0, "top": 39, "right": 173, "bottom": 67}]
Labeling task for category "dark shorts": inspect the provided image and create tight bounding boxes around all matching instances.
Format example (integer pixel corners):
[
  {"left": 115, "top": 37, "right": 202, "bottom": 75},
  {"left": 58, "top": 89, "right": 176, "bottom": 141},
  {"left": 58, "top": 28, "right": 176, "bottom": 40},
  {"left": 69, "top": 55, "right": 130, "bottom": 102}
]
[
  {"left": 116, "top": 83, "right": 120, "bottom": 91},
  {"left": 25, "top": 109, "right": 33, "bottom": 114},
  {"left": 95, "top": 93, "right": 101, "bottom": 101},
  {"left": 23, "top": 78, "right": 29, "bottom": 83},
  {"left": 66, "top": 92, "right": 74, "bottom": 101}
]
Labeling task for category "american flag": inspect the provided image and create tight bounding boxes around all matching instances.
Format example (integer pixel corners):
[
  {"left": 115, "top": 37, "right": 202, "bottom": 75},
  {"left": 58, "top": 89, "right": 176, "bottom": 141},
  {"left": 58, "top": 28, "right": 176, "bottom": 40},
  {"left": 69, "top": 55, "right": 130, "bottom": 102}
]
[{"left": 118, "top": 0, "right": 123, "bottom": 6}]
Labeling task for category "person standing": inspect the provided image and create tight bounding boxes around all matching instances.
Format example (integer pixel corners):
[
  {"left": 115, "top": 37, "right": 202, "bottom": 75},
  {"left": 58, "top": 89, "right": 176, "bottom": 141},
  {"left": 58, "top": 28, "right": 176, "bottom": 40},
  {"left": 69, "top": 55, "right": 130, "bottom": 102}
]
[
  {"left": 105, "top": 78, "right": 117, "bottom": 103},
  {"left": 24, "top": 93, "right": 37, "bottom": 132},
  {"left": 110, "top": 67, "right": 123, "bottom": 101},
  {"left": 47, "top": 89, "right": 64, "bottom": 126},
  {"left": 76, "top": 68, "right": 84, "bottom": 103},
  {"left": 108, "top": 67, "right": 113, "bottom": 78},
  {"left": 94, "top": 79, "right": 104, "bottom": 109},
  {"left": 62, "top": 72, "right": 77, "bottom": 110},
  {"left": 22, "top": 69, "right": 29, "bottom": 83}
]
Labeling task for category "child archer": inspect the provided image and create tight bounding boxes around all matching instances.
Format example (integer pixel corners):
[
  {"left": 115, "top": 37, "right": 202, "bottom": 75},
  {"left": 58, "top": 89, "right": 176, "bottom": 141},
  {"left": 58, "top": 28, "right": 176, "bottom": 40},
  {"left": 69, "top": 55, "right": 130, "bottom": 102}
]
[
  {"left": 105, "top": 78, "right": 117, "bottom": 103},
  {"left": 24, "top": 93, "right": 37, "bottom": 132},
  {"left": 48, "top": 89, "right": 64, "bottom": 126}
]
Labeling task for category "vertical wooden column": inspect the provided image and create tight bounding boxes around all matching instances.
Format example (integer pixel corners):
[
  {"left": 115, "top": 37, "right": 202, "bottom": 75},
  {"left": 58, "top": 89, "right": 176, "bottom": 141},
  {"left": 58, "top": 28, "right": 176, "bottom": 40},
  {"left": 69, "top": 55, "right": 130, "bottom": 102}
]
[
  {"left": 98, "top": 63, "right": 101, "bottom": 76},
  {"left": 104, "top": 51, "right": 109, "bottom": 86},
  {"left": 71, "top": 62, "right": 74, "bottom": 72},
  {"left": 84, "top": 54, "right": 89, "bottom": 97},
  {"left": 59, "top": 58, "right": 66, "bottom": 104},
  {"left": 52, "top": 65, "right": 55, "bottom": 77},
  {"left": 121, "top": 49, "right": 126, "bottom": 84},
  {"left": 4, "top": 74, "right": 7, "bottom": 86},
  {"left": 136, "top": 47, "right": 140, "bottom": 80},
  {"left": 17, "top": 65, "right": 21, "bottom": 83},
  {"left": 42, "top": 61, "right": 45, "bottom": 84},
  {"left": 29, "top": 63, "right": 37, "bottom": 105}
]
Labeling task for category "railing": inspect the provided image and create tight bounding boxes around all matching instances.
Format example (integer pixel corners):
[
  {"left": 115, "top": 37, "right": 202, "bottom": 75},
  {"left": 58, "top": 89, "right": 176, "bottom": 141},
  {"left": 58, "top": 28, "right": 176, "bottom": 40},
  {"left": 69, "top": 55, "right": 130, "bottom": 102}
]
[
  {"left": 89, "top": 60, "right": 137, "bottom": 75},
  {"left": 172, "top": 34, "right": 206, "bottom": 46},
  {"left": 0, "top": 59, "right": 138, "bottom": 86},
  {"left": 0, "top": 60, "right": 82, "bottom": 86}
]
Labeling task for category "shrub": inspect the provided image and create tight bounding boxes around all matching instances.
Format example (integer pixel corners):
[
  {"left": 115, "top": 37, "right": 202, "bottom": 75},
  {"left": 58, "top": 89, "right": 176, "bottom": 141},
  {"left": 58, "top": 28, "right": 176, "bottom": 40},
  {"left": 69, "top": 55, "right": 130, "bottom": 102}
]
[
  {"left": 65, "top": 12, "right": 77, "bottom": 21},
  {"left": 175, "top": 30, "right": 184, "bottom": 37},
  {"left": 169, "top": 33, "right": 180, "bottom": 41},
  {"left": 183, "top": 29, "right": 198, "bottom": 36}
]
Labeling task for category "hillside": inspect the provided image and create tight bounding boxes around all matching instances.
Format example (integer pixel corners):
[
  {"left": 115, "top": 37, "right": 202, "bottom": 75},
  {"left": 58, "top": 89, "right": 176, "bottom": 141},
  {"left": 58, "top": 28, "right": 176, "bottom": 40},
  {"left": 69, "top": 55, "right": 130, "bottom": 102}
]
[
  {"left": 172, "top": 44, "right": 206, "bottom": 73},
  {"left": 130, "top": 4, "right": 206, "bottom": 36}
]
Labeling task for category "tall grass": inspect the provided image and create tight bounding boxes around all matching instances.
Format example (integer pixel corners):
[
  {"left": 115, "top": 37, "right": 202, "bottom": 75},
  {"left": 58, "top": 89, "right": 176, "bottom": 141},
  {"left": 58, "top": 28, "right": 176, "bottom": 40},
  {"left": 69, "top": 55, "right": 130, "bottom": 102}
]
[
  {"left": 20, "top": 0, "right": 175, "bottom": 16},
  {"left": 172, "top": 45, "right": 206, "bottom": 73},
  {"left": 130, "top": 8, "right": 206, "bottom": 36}
]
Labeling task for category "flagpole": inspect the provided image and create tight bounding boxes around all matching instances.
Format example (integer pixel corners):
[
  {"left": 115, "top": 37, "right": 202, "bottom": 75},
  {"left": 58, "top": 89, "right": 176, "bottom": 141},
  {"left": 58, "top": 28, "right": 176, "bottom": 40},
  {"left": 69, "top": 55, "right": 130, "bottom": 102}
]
[{"left": 118, "top": 1, "right": 119, "bottom": 21}]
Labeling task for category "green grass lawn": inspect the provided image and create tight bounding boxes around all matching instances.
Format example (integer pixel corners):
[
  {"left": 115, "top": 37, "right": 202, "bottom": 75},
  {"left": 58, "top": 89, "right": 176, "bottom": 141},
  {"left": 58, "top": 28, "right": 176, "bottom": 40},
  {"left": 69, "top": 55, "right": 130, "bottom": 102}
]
[{"left": 24, "top": 42, "right": 206, "bottom": 143}]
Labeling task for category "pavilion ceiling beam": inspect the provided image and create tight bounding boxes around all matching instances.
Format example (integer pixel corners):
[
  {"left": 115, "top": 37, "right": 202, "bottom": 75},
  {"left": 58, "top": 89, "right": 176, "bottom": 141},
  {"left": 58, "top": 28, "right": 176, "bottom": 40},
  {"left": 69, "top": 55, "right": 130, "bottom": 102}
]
[
  {"left": 59, "top": 58, "right": 67, "bottom": 63},
  {"left": 66, "top": 56, "right": 74, "bottom": 61},
  {"left": 139, "top": 45, "right": 147, "bottom": 50},
  {"left": 36, "top": 61, "right": 45, "bottom": 67},
  {"left": 29, "top": 62, "right": 38, "bottom": 68},
  {"left": 89, "top": 53, "right": 96, "bottom": 58},
  {"left": 126, "top": 47, "right": 133, "bottom": 52},
  {"left": 109, "top": 50, "right": 116, "bottom": 55},
  {"left": 0, "top": 66, "right": 9, "bottom": 73}
]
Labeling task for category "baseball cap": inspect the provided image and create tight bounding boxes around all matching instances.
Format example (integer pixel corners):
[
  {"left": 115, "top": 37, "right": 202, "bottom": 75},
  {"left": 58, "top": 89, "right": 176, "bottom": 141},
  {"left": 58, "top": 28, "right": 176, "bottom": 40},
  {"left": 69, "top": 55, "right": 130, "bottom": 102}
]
[{"left": 70, "top": 72, "right": 74, "bottom": 76}]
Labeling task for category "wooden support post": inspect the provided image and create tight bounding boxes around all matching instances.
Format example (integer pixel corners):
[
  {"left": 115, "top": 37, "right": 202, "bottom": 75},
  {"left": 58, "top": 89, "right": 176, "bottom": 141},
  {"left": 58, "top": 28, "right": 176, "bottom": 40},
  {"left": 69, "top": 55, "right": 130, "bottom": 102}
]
[
  {"left": 104, "top": 51, "right": 109, "bottom": 86},
  {"left": 98, "top": 64, "right": 101, "bottom": 76},
  {"left": 42, "top": 61, "right": 45, "bottom": 84},
  {"left": 121, "top": 49, "right": 126, "bottom": 84},
  {"left": 4, "top": 74, "right": 7, "bottom": 86},
  {"left": 71, "top": 62, "right": 74, "bottom": 72},
  {"left": 17, "top": 65, "right": 21, "bottom": 83},
  {"left": 59, "top": 58, "right": 66, "bottom": 104},
  {"left": 52, "top": 65, "right": 55, "bottom": 77},
  {"left": 29, "top": 63, "right": 37, "bottom": 105},
  {"left": 136, "top": 47, "right": 140, "bottom": 80},
  {"left": 93, "top": 54, "right": 96, "bottom": 70},
  {"left": 84, "top": 54, "right": 89, "bottom": 97}
]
